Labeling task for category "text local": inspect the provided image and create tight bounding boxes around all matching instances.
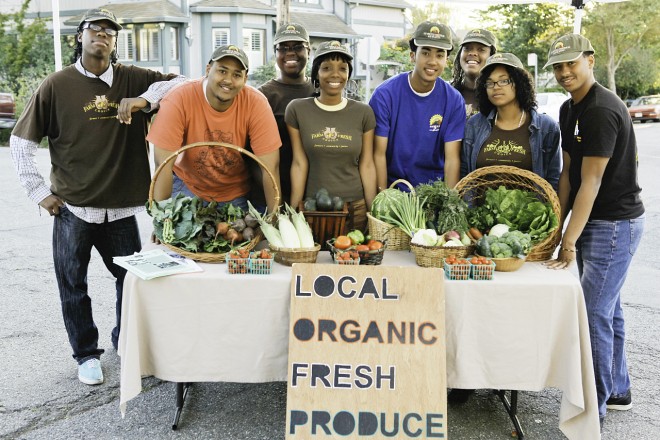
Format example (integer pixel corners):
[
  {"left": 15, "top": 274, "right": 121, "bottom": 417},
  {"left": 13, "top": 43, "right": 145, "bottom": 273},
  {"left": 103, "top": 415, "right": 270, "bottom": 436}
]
[{"left": 295, "top": 274, "right": 400, "bottom": 300}]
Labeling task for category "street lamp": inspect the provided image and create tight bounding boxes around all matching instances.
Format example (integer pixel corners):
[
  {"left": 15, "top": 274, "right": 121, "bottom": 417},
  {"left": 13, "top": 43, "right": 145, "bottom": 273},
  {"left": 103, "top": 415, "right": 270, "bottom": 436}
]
[{"left": 527, "top": 53, "right": 538, "bottom": 91}]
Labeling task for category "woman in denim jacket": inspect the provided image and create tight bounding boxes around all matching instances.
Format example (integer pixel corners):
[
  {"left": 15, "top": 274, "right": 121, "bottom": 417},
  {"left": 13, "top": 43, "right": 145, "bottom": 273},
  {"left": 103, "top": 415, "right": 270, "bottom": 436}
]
[{"left": 461, "top": 53, "right": 561, "bottom": 190}]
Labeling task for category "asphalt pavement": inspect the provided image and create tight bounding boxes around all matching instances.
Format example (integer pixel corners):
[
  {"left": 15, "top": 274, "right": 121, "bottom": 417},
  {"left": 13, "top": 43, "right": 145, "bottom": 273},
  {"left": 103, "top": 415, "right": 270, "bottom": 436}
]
[{"left": 1, "top": 123, "right": 659, "bottom": 439}]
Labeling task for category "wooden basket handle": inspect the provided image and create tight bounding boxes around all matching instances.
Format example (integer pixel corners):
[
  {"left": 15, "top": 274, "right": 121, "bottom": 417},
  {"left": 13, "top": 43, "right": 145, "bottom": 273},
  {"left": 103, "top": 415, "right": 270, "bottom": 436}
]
[
  {"left": 148, "top": 141, "right": 281, "bottom": 209},
  {"left": 388, "top": 178, "right": 415, "bottom": 195}
]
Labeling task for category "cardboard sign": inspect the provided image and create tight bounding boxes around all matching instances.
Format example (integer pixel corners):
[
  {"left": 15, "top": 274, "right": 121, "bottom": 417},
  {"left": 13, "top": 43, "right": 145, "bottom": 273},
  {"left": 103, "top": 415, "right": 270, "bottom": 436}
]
[{"left": 285, "top": 263, "right": 446, "bottom": 439}]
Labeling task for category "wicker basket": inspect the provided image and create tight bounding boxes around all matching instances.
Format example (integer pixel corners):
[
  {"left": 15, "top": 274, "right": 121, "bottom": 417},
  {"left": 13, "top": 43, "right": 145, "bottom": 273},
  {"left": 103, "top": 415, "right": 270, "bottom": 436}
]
[
  {"left": 455, "top": 165, "right": 561, "bottom": 262},
  {"left": 299, "top": 202, "right": 349, "bottom": 251},
  {"left": 326, "top": 239, "right": 387, "bottom": 265},
  {"left": 491, "top": 256, "right": 526, "bottom": 272},
  {"left": 149, "top": 142, "right": 280, "bottom": 263},
  {"left": 367, "top": 179, "right": 415, "bottom": 250},
  {"left": 268, "top": 243, "right": 321, "bottom": 266},
  {"left": 410, "top": 242, "right": 474, "bottom": 268}
]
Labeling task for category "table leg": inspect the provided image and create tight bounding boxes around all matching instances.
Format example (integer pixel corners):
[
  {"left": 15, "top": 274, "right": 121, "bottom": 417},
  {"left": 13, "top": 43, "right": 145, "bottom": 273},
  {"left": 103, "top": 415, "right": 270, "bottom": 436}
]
[
  {"left": 172, "top": 382, "right": 192, "bottom": 430},
  {"left": 494, "top": 390, "right": 525, "bottom": 439}
]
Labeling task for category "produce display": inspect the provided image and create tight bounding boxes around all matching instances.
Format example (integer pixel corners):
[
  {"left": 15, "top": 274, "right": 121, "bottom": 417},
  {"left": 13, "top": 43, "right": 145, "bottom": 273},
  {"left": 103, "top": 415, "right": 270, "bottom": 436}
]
[
  {"left": 334, "top": 250, "right": 360, "bottom": 265},
  {"left": 303, "top": 188, "right": 345, "bottom": 212},
  {"left": 226, "top": 248, "right": 275, "bottom": 275},
  {"left": 247, "top": 202, "right": 316, "bottom": 249},
  {"left": 475, "top": 230, "right": 532, "bottom": 259},
  {"left": 466, "top": 186, "right": 558, "bottom": 245},
  {"left": 328, "top": 231, "right": 386, "bottom": 265},
  {"left": 148, "top": 194, "right": 259, "bottom": 253}
]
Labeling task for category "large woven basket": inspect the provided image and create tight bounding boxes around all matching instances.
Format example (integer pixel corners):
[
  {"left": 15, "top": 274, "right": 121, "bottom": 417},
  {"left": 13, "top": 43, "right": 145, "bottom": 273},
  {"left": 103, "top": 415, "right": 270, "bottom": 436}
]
[
  {"left": 455, "top": 165, "right": 561, "bottom": 262},
  {"left": 367, "top": 179, "right": 415, "bottom": 250},
  {"left": 149, "top": 142, "right": 280, "bottom": 263},
  {"left": 268, "top": 243, "right": 321, "bottom": 266},
  {"left": 410, "top": 242, "right": 474, "bottom": 268}
]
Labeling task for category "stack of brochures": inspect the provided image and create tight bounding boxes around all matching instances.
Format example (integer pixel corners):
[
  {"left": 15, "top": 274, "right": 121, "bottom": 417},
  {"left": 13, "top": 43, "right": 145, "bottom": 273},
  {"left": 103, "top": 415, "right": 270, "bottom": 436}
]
[{"left": 113, "top": 249, "right": 203, "bottom": 280}]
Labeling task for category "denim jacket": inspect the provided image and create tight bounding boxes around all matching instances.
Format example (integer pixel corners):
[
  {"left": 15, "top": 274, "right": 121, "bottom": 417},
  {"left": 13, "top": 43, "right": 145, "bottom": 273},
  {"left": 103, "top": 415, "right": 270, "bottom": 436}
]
[{"left": 461, "top": 109, "right": 561, "bottom": 190}]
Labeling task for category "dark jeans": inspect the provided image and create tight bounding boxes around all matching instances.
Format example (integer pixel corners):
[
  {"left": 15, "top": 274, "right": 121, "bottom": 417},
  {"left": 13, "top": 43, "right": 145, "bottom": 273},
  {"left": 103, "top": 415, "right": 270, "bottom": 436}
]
[{"left": 53, "top": 207, "right": 142, "bottom": 364}]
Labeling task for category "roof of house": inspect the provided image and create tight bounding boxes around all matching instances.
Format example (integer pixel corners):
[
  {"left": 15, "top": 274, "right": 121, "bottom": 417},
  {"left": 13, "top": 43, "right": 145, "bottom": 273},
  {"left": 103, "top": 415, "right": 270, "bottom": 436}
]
[
  {"left": 348, "top": 0, "right": 413, "bottom": 8},
  {"left": 290, "top": 11, "right": 359, "bottom": 40},
  {"left": 64, "top": 1, "right": 189, "bottom": 26},
  {"left": 190, "top": 0, "right": 276, "bottom": 14}
]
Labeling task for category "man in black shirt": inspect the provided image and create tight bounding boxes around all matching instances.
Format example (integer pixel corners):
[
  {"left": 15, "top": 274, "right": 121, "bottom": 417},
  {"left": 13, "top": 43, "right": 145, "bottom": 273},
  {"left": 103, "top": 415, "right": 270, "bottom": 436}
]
[{"left": 545, "top": 34, "right": 645, "bottom": 429}]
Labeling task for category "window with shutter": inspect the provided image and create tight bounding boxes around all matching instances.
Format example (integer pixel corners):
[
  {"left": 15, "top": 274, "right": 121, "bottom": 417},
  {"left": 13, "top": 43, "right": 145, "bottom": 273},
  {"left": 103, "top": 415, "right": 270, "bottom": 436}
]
[
  {"left": 116, "top": 30, "right": 134, "bottom": 61},
  {"left": 212, "top": 29, "right": 230, "bottom": 48}
]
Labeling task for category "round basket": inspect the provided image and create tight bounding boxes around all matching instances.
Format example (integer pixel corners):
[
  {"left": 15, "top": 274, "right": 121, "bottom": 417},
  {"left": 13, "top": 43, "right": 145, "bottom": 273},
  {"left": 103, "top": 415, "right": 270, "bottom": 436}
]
[
  {"left": 149, "top": 142, "right": 280, "bottom": 263},
  {"left": 326, "top": 239, "right": 387, "bottom": 265},
  {"left": 410, "top": 242, "right": 474, "bottom": 268},
  {"left": 455, "top": 165, "right": 561, "bottom": 262},
  {"left": 491, "top": 256, "right": 526, "bottom": 272},
  {"left": 268, "top": 243, "right": 321, "bottom": 266},
  {"left": 367, "top": 179, "right": 415, "bottom": 250}
]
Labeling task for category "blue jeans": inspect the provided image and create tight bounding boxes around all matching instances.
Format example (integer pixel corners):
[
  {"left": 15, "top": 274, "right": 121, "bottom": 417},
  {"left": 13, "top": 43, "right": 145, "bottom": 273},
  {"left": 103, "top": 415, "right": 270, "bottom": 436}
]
[
  {"left": 576, "top": 215, "right": 644, "bottom": 418},
  {"left": 53, "top": 207, "right": 142, "bottom": 364},
  {"left": 172, "top": 173, "right": 248, "bottom": 211}
]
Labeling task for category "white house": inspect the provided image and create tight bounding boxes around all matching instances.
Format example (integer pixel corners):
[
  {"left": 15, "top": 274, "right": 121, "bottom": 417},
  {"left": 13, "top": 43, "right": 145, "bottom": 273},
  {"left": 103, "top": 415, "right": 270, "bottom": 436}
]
[{"left": 1, "top": 0, "right": 413, "bottom": 97}]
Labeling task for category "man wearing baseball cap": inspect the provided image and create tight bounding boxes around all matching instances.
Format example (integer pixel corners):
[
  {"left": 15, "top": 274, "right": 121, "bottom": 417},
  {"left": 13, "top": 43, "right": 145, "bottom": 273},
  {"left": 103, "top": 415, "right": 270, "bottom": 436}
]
[
  {"left": 251, "top": 23, "right": 314, "bottom": 210},
  {"left": 148, "top": 44, "right": 282, "bottom": 213},
  {"left": 10, "top": 7, "right": 185, "bottom": 386},
  {"left": 369, "top": 21, "right": 466, "bottom": 190},
  {"left": 451, "top": 28, "right": 498, "bottom": 117},
  {"left": 545, "top": 34, "right": 645, "bottom": 430}
]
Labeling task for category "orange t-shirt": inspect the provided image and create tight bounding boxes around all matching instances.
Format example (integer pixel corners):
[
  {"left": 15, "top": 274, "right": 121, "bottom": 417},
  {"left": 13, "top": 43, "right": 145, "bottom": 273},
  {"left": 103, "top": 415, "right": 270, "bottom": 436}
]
[{"left": 147, "top": 79, "right": 281, "bottom": 201}]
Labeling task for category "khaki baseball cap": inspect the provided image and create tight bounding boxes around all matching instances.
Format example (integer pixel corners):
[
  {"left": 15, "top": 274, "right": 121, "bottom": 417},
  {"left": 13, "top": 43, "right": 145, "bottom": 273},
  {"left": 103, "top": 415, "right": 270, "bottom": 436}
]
[
  {"left": 274, "top": 23, "right": 309, "bottom": 46},
  {"left": 409, "top": 21, "right": 453, "bottom": 51},
  {"left": 211, "top": 45, "right": 249, "bottom": 70},
  {"left": 481, "top": 52, "right": 525, "bottom": 72},
  {"left": 544, "top": 34, "right": 594, "bottom": 68},
  {"left": 314, "top": 40, "right": 353, "bottom": 61},
  {"left": 79, "top": 8, "right": 122, "bottom": 30},
  {"left": 462, "top": 28, "right": 497, "bottom": 48}
]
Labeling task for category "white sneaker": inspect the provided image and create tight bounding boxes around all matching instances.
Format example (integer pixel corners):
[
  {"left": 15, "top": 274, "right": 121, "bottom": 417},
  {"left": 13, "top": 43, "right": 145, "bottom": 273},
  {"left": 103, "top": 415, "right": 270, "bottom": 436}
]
[{"left": 78, "top": 358, "right": 104, "bottom": 385}]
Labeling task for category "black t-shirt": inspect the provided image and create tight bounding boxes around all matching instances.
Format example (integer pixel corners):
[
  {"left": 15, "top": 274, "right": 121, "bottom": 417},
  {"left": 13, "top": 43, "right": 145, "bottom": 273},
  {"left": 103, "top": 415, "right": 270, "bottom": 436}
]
[
  {"left": 246, "top": 79, "right": 315, "bottom": 207},
  {"left": 559, "top": 82, "right": 644, "bottom": 220}
]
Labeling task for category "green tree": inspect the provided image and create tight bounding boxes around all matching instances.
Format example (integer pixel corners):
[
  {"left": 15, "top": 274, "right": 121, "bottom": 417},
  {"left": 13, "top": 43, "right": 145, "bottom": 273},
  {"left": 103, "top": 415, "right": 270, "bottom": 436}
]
[
  {"left": 584, "top": 0, "right": 660, "bottom": 94},
  {"left": 478, "top": 3, "right": 573, "bottom": 70},
  {"left": 0, "top": 0, "right": 54, "bottom": 96}
]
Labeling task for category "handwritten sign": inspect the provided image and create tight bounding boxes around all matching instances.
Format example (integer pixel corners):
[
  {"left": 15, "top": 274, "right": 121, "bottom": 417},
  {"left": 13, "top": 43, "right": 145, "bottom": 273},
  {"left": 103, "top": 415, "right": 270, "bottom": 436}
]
[{"left": 286, "top": 263, "right": 446, "bottom": 439}]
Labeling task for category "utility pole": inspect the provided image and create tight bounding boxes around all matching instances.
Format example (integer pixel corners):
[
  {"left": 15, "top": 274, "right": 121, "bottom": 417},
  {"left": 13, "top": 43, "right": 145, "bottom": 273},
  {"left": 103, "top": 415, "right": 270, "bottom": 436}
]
[{"left": 277, "top": 0, "right": 290, "bottom": 27}]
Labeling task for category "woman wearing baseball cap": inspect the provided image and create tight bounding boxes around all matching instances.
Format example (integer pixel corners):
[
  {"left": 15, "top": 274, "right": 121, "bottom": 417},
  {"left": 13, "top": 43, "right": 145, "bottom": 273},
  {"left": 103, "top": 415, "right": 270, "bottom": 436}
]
[
  {"left": 451, "top": 28, "right": 498, "bottom": 118},
  {"left": 286, "top": 41, "right": 377, "bottom": 232},
  {"left": 461, "top": 53, "right": 561, "bottom": 189}
]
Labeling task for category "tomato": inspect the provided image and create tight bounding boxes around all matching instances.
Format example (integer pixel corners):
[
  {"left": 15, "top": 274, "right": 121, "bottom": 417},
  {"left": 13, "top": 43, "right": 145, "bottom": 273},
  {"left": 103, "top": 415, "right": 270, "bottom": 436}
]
[
  {"left": 355, "top": 244, "right": 370, "bottom": 252},
  {"left": 334, "top": 235, "right": 352, "bottom": 250},
  {"left": 368, "top": 240, "right": 383, "bottom": 250}
]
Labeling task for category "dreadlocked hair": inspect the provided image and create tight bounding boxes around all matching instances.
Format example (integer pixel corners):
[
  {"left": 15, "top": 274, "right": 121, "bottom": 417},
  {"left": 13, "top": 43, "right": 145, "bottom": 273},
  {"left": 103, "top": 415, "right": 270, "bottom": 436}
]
[
  {"left": 475, "top": 64, "right": 537, "bottom": 117},
  {"left": 71, "top": 26, "right": 118, "bottom": 65},
  {"left": 450, "top": 44, "right": 496, "bottom": 90}
]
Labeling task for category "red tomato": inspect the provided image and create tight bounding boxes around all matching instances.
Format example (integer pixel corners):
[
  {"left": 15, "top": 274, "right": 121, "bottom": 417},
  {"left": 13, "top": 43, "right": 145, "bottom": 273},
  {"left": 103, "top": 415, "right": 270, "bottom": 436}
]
[
  {"left": 368, "top": 240, "right": 383, "bottom": 250},
  {"left": 334, "top": 236, "right": 352, "bottom": 250}
]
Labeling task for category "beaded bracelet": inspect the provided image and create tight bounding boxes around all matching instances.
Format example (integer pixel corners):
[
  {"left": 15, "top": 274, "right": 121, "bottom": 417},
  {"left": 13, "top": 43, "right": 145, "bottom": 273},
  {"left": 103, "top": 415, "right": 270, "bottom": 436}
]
[{"left": 561, "top": 247, "right": 576, "bottom": 253}]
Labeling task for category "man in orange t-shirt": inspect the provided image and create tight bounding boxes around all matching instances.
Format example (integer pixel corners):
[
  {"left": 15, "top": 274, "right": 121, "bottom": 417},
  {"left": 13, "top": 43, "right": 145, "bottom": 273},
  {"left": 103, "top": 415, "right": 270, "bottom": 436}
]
[{"left": 148, "top": 45, "right": 281, "bottom": 211}]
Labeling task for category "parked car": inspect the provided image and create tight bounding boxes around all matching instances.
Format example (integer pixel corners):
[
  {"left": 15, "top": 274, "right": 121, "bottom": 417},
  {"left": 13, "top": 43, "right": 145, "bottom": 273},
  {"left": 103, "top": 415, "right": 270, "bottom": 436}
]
[
  {"left": 628, "top": 95, "right": 660, "bottom": 123},
  {"left": 536, "top": 92, "right": 569, "bottom": 123},
  {"left": 0, "top": 92, "right": 17, "bottom": 129}
]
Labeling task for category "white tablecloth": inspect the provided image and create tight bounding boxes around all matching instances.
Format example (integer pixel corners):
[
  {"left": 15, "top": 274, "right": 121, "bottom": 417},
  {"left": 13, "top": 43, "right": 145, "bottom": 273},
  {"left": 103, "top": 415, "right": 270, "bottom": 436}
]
[{"left": 118, "top": 248, "right": 600, "bottom": 439}]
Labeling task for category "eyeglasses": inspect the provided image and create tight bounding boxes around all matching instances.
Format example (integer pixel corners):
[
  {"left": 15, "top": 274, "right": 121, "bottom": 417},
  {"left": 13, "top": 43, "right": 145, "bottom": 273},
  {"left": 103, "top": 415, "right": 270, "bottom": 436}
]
[
  {"left": 82, "top": 22, "right": 118, "bottom": 36},
  {"left": 276, "top": 44, "right": 307, "bottom": 54},
  {"left": 485, "top": 78, "right": 513, "bottom": 89}
]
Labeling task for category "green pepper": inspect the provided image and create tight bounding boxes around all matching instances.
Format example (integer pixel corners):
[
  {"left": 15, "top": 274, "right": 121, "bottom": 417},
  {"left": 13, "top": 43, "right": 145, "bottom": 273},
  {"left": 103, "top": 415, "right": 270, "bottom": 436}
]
[{"left": 347, "top": 230, "right": 365, "bottom": 245}]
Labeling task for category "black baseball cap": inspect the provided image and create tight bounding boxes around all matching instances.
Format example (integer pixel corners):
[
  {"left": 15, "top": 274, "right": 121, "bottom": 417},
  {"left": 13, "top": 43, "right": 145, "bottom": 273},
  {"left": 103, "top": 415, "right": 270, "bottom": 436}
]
[
  {"left": 79, "top": 8, "right": 122, "bottom": 30},
  {"left": 210, "top": 45, "right": 249, "bottom": 70}
]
